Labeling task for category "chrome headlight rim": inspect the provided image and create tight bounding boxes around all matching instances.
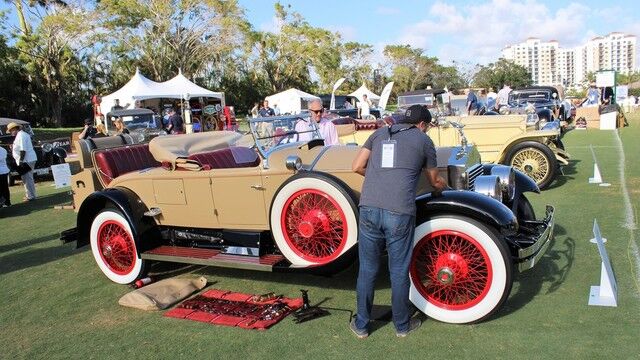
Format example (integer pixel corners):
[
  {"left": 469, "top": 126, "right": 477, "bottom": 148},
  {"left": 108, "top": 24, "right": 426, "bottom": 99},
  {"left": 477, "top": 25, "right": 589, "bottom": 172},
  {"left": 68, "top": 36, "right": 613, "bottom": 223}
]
[
  {"left": 285, "top": 155, "right": 302, "bottom": 172},
  {"left": 490, "top": 165, "right": 516, "bottom": 202},
  {"left": 41, "top": 143, "right": 53, "bottom": 153},
  {"left": 473, "top": 175, "right": 503, "bottom": 203}
]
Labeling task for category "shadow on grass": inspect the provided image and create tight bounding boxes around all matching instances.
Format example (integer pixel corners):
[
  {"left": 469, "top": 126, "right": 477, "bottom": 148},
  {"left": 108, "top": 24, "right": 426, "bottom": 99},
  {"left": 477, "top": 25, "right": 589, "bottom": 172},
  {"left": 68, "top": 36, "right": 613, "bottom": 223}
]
[
  {"left": 0, "top": 191, "right": 72, "bottom": 218},
  {"left": 0, "top": 233, "right": 59, "bottom": 253},
  {"left": 0, "top": 241, "right": 88, "bottom": 275},
  {"left": 546, "top": 159, "right": 580, "bottom": 190},
  {"left": 492, "top": 224, "right": 575, "bottom": 321}
]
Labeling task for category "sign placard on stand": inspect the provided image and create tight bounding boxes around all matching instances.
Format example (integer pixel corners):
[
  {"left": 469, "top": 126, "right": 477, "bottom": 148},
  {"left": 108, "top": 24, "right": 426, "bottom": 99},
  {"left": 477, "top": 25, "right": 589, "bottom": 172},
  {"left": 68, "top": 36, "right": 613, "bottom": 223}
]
[{"left": 51, "top": 163, "right": 72, "bottom": 189}]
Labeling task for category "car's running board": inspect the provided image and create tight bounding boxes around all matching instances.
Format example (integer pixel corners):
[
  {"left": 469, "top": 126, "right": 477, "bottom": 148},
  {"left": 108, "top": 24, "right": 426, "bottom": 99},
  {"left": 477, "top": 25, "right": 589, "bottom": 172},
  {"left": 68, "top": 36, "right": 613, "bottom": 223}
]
[{"left": 141, "top": 246, "right": 287, "bottom": 272}]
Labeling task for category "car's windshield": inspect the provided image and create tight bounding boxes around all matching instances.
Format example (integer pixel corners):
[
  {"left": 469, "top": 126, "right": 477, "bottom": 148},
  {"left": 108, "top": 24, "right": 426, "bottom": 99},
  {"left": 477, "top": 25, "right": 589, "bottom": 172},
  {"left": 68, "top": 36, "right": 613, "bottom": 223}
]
[
  {"left": 509, "top": 90, "right": 553, "bottom": 106},
  {"left": 249, "top": 115, "right": 322, "bottom": 157},
  {"left": 110, "top": 113, "right": 159, "bottom": 130},
  {"left": 398, "top": 94, "right": 434, "bottom": 108}
]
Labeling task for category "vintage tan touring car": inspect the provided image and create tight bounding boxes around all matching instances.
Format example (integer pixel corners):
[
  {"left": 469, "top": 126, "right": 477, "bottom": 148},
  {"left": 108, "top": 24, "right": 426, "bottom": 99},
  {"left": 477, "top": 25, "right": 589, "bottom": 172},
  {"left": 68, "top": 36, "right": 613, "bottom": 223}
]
[
  {"left": 336, "top": 113, "right": 569, "bottom": 190},
  {"left": 62, "top": 115, "right": 555, "bottom": 324}
]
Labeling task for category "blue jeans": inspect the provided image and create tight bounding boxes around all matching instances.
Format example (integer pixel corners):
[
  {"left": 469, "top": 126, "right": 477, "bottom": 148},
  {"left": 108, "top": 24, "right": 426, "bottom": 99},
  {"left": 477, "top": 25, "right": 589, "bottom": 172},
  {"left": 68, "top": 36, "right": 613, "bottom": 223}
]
[{"left": 355, "top": 206, "right": 416, "bottom": 333}]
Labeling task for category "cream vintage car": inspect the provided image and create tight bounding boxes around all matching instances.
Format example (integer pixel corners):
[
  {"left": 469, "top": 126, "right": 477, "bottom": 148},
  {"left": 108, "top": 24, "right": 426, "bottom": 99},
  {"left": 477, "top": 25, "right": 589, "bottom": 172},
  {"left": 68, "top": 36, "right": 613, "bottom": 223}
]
[
  {"left": 337, "top": 113, "right": 569, "bottom": 190},
  {"left": 62, "top": 115, "right": 555, "bottom": 324}
]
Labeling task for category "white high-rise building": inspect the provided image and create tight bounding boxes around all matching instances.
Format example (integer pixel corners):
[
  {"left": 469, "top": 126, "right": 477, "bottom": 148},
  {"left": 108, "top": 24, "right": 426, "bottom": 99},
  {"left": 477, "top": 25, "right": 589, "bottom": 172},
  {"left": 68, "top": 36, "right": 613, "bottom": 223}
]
[{"left": 502, "top": 32, "right": 636, "bottom": 87}]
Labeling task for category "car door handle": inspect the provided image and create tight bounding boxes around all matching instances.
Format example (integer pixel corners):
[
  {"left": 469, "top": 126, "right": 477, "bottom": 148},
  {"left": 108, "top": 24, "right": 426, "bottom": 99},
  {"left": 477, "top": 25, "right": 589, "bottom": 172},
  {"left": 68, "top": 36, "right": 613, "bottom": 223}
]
[{"left": 251, "top": 185, "right": 265, "bottom": 190}]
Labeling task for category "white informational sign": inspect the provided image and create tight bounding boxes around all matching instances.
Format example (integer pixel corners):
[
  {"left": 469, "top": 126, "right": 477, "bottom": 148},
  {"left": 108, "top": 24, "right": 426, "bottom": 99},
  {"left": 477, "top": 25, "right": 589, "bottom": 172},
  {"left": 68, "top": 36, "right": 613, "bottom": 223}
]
[
  {"left": 596, "top": 71, "right": 615, "bottom": 88},
  {"left": 51, "top": 163, "right": 72, "bottom": 188}
]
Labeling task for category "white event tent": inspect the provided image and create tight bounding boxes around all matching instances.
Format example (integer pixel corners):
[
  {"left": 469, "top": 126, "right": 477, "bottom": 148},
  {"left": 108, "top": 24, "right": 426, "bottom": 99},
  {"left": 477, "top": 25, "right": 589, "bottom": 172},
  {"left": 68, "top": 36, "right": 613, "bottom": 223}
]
[
  {"left": 100, "top": 69, "right": 224, "bottom": 115},
  {"left": 348, "top": 83, "right": 381, "bottom": 105},
  {"left": 265, "top": 88, "right": 321, "bottom": 115}
]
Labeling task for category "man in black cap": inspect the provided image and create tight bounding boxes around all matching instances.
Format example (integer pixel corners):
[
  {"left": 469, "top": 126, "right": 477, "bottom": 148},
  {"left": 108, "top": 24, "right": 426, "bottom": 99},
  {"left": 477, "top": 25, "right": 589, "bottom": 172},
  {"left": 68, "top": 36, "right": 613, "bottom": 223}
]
[{"left": 350, "top": 104, "right": 447, "bottom": 339}]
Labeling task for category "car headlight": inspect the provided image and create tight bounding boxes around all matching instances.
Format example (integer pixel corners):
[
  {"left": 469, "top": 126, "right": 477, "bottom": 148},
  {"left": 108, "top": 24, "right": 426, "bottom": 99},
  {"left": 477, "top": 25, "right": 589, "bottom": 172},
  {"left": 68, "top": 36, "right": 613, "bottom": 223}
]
[
  {"left": 490, "top": 165, "right": 516, "bottom": 201},
  {"left": 526, "top": 113, "right": 539, "bottom": 125},
  {"left": 42, "top": 143, "right": 53, "bottom": 153},
  {"left": 473, "top": 175, "right": 503, "bottom": 202},
  {"left": 285, "top": 156, "right": 302, "bottom": 171}
]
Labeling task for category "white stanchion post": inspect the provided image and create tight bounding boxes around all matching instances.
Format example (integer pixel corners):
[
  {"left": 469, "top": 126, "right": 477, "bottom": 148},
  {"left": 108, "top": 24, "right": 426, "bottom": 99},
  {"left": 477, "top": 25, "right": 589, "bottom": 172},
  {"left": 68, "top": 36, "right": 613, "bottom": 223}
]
[
  {"left": 588, "top": 145, "right": 610, "bottom": 186},
  {"left": 588, "top": 163, "right": 603, "bottom": 184},
  {"left": 588, "top": 219, "right": 618, "bottom": 307}
]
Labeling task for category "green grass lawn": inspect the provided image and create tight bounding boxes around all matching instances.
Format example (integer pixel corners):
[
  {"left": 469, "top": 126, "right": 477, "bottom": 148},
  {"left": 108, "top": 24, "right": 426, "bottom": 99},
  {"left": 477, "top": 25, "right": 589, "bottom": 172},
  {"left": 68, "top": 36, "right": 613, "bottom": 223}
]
[{"left": 2, "top": 113, "right": 640, "bottom": 359}]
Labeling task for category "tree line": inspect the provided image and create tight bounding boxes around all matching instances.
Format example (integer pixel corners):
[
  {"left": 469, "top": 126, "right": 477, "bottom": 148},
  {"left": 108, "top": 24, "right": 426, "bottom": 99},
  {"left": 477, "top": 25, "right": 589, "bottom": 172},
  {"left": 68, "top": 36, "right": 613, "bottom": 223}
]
[{"left": 1, "top": 0, "right": 536, "bottom": 127}]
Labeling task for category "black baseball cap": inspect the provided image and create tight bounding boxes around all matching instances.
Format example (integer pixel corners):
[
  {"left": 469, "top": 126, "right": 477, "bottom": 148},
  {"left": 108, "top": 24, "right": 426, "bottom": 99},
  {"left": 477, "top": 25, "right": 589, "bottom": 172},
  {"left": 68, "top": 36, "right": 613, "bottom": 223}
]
[{"left": 401, "top": 105, "right": 432, "bottom": 124}]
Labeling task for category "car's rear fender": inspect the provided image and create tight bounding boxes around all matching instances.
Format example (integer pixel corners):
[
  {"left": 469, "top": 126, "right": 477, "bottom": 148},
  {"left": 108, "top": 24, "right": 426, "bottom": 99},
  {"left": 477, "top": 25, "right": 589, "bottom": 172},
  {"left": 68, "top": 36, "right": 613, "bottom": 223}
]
[
  {"left": 76, "top": 187, "right": 157, "bottom": 254},
  {"left": 415, "top": 190, "right": 518, "bottom": 236}
]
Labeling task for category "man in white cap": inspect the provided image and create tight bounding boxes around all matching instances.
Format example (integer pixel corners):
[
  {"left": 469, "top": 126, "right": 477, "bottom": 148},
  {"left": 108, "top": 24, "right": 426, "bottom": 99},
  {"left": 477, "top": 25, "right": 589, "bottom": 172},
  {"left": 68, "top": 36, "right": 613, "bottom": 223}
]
[{"left": 7, "top": 122, "right": 37, "bottom": 201}]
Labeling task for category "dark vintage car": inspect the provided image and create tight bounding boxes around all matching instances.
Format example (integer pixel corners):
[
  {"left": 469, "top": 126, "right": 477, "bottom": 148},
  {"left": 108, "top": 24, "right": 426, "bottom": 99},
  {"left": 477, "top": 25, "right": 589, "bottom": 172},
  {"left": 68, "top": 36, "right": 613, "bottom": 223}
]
[
  {"left": 496, "top": 86, "right": 568, "bottom": 126},
  {"left": 0, "top": 118, "right": 69, "bottom": 185},
  {"left": 105, "top": 108, "right": 167, "bottom": 143},
  {"left": 62, "top": 114, "right": 555, "bottom": 324},
  {"left": 318, "top": 94, "right": 382, "bottom": 119}
]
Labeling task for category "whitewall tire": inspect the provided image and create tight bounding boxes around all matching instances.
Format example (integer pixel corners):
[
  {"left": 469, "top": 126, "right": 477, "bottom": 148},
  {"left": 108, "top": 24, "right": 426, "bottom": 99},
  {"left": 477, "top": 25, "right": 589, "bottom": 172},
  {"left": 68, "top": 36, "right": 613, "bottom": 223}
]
[
  {"left": 90, "top": 210, "right": 145, "bottom": 284},
  {"left": 409, "top": 217, "right": 513, "bottom": 324},
  {"left": 270, "top": 174, "right": 358, "bottom": 268}
]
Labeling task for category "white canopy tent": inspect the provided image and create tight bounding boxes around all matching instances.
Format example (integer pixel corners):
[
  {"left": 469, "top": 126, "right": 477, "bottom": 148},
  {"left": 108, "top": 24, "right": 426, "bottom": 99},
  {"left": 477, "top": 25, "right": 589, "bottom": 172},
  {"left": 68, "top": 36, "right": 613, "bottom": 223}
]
[
  {"left": 137, "top": 70, "right": 224, "bottom": 101},
  {"left": 265, "top": 88, "right": 321, "bottom": 115},
  {"left": 100, "top": 69, "right": 160, "bottom": 115},
  {"left": 348, "top": 83, "right": 381, "bottom": 105}
]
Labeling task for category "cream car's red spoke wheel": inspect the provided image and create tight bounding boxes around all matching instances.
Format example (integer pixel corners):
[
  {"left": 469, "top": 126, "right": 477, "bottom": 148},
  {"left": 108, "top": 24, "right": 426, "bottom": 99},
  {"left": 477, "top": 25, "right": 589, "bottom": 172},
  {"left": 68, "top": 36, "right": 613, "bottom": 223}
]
[
  {"left": 410, "top": 230, "right": 492, "bottom": 310},
  {"left": 281, "top": 189, "right": 347, "bottom": 262},
  {"left": 511, "top": 148, "right": 549, "bottom": 183},
  {"left": 409, "top": 217, "right": 512, "bottom": 324},
  {"left": 271, "top": 174, "right": 358, "bottom": 268},
  {"left": 90, "top": 210, "right": 145, "bottom": 284},
  {"left": 97, "top": 220, "right": 136, "bottom": 275}
]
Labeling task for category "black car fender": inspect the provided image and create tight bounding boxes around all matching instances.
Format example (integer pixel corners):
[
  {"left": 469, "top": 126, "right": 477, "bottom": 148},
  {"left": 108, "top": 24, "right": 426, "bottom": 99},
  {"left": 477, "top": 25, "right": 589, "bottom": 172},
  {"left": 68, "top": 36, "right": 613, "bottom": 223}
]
[
  {"left": 76, "top": 187, "right": 157, "bottom": 254},
  {"left": 415, "top": 190, "right": 518, "bottom": 235},
  {"left": 52, "top": 147, "right": 67, "bottom": 164}
]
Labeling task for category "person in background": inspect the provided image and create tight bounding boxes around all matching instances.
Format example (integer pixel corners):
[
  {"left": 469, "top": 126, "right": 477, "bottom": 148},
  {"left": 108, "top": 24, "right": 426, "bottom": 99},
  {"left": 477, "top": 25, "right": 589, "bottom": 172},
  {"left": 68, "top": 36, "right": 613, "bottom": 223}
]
[
  {"left": 495, "top": 83, "right": 512, "bottom": 110},
  {"left": 358, "top": 94, "right": 372, "bottom": 119},
  {"left": 78, "top": 118, "right": 98, "bottom": 139},
  {"left": 113, "top": 118, "right": 129, "bottom": 134},
  {"left": 585, "top": 82, "right": 599, "bottom": 106},
  {"left": 250, "top": 102, "right": 259, "bottom": 118},
  {"left": 344, "top": 99, "right": 354, "bottom": 109},
  {"left": 6, "top": 122, "right": 37, "bottom": 202},
  {"left": 0, "top": 146, "right": 10, "bottom": 207},
  {"left": 600, "top": 86, "right": 614, "bottom": 105},
  {"left": 110, "top": 98, "right": 129, "bottom": 113},
  {"left": 273, "top": 103, "right": 281, "bottom": 116},
  {"left": 487, "top": 87, "right": 497, "bottom": 110},
  {"left": 166, "top": 108, "right": 184, "bottom": 134},
  {"left": 465, "top": 88, "right": 479, "bottom": 115},
  {"left": 259, "top": 100, "right": 275, "bottom": 117},
  {"left": 95, "top": 123, "right": 108, "bottom": 137},
  {"left": 350, "top": 105, "right": 447, "bottom": 339},
  {"left": 295, "top": 99, "right": 339, "bottom": 145}
]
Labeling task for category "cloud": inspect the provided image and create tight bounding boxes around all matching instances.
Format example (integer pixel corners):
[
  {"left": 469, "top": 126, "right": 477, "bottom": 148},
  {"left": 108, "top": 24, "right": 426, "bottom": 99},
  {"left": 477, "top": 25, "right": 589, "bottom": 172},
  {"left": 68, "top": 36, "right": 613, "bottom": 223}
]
[
  {"left": 376, "top": 6, "right": 401, "bottom": 15},
  {"left": 326, "top": 25, "right": 357, "bottom": 42},
  {"left": 396, "top": 0, "right": 593, "bottom": 64}
]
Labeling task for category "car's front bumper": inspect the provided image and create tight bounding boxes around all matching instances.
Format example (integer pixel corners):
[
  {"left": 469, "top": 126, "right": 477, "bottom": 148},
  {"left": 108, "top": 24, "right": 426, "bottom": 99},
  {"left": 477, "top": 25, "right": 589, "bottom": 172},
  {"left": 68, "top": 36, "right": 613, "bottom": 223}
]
[{"left": 508, "top": 205, "right": 555, "bottom": 272}]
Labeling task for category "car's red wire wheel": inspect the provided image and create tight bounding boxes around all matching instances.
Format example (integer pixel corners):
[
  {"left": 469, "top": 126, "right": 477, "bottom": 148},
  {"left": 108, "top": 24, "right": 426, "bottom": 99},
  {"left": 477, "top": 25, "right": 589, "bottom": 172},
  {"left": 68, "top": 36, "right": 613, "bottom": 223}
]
[
  {"left": 410, "top": 230, "right": 493, "bottom": 310},
  {"left": 280, "top": 189, "right": 348, "bottom": 263},
  {"left": 96, "top": 220, "right": 137, "bottom": 275}
]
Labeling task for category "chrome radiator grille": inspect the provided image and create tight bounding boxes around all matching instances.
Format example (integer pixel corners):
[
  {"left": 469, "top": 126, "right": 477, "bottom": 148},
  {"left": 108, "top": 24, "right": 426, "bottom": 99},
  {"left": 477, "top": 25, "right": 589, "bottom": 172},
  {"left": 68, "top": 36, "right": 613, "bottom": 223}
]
[{"left": 466, "top": 164, "right": 484, "bottom": 191}]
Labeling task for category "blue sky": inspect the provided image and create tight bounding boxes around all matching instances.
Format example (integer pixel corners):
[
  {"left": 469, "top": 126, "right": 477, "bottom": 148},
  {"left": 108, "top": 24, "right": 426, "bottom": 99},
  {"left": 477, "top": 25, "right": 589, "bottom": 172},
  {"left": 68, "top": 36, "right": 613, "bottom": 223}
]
[
  {"left": 238, "top": 0, "right": 640, "bottom": 66},
  {"left": 2, "top": 0, "right": 638, "bottom": 67}
]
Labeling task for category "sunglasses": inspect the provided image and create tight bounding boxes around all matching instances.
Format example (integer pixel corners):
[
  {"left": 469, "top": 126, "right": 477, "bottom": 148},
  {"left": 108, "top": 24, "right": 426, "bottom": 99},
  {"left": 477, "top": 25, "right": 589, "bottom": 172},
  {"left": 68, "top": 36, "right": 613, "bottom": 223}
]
[{"left": 310, "top": 109, "right": 323, "bottom": 114}]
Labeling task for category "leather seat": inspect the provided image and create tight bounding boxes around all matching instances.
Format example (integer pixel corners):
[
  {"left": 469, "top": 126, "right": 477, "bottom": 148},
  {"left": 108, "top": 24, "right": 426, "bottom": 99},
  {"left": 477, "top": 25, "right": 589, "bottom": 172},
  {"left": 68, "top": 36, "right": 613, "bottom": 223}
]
[
  {"left": 94, "top": 143, "right": 160, "bottom": 186},
  {"left": 187, "top": 146, "right": 260, "bottom": 170}
]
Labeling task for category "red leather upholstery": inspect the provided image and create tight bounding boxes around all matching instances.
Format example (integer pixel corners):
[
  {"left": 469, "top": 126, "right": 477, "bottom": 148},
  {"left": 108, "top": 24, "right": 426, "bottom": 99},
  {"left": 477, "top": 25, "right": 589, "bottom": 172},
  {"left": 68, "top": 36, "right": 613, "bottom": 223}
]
[
  {"left": 187, "top": 146, "right": 260, "bottom": 170},
  {"left": 94, "top": 144, "right": 160, "bottom": 186}
]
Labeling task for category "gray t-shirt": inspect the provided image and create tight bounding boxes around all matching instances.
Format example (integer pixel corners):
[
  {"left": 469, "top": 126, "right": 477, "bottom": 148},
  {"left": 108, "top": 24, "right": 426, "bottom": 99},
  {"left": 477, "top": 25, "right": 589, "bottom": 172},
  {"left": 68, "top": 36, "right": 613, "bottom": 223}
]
[{"left": 359, "top": 124, "right": 437, "bottom": 215}]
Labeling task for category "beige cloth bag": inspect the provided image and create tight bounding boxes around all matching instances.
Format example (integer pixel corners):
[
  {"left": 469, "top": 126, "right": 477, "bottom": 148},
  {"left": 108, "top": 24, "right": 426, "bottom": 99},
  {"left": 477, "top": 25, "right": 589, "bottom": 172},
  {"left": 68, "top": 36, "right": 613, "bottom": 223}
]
[{"left": 119, "top": 276, "right": 207, "bottom": 311}]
